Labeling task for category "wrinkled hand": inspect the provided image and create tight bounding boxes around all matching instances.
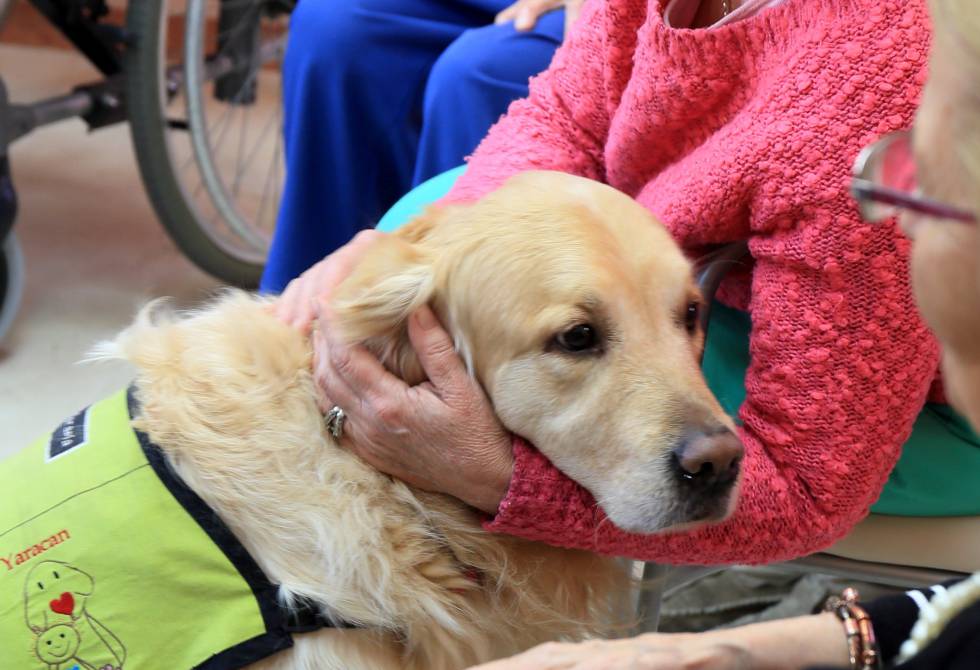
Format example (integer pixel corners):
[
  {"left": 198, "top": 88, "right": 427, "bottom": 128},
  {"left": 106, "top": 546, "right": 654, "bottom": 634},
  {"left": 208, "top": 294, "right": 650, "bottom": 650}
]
[
  {"left": 495, "top": 0, "right": 586, "bottom": 34},
  {"left": 467, "top": 635, "right": 752, "bottom": 670},
  {"left": 274, "top": 230, "right": 387, "bottom": 333},
  {"left": 313, "top": 303, "right": 514, "bottom": 514}
]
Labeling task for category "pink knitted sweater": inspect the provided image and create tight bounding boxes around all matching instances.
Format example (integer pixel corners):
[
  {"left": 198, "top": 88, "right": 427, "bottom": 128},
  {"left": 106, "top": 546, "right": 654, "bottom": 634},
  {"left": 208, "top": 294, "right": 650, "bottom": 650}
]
[{"left": 446, "top": 0, "right": 937, "bottom": 564}]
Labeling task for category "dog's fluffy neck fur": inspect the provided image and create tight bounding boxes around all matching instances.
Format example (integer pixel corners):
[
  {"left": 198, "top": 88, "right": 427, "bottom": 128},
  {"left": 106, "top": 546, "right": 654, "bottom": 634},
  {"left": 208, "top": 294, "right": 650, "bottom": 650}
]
[{"left": 105, "top": 293, "right": 625, "bottom": 669}]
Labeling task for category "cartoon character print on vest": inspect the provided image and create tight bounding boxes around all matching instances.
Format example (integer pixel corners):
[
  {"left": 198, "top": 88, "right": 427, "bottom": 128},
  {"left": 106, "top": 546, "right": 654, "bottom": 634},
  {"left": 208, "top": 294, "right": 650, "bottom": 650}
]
[
  {"left": 24, "top": 560, "right": 126, "bottom": 670},
  {"left": 33, "top": 623, "right": 82, "bottom": 670}
]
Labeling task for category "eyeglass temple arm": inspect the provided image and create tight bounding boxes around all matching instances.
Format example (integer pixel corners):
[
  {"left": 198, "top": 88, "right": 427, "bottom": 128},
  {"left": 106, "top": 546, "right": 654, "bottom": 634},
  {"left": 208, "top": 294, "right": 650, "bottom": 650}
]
[{"left": 694, "top": 240, "right": 750, "bottom": 364}]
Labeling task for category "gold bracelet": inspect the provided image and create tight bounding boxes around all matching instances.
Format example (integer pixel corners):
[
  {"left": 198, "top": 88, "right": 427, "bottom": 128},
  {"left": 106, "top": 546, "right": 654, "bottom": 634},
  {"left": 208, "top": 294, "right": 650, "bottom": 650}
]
[{"left": 824, "top": 587, "right": 881, "bottom": 670}]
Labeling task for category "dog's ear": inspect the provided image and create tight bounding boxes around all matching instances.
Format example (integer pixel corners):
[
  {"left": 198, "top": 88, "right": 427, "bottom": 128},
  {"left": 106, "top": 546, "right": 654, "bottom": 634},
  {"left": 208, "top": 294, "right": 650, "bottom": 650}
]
[{"left": 331, "top": 220, "right": 437, "bottom": 385}]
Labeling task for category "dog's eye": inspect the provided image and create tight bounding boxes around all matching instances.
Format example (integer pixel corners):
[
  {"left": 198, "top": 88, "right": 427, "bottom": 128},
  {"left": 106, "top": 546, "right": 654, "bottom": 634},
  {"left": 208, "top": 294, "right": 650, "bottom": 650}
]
[
  {"left": 685, "top": 302, "right": 700, "bottom": 335},
  {"left": 555, "top": 324, "right": 599, "bottom": 354}
]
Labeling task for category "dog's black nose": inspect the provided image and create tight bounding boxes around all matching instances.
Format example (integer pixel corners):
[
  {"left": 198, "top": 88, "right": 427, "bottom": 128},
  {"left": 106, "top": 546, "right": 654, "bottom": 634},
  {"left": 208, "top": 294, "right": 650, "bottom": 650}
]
[{"left": 671, "top": 426, "right": 743, "bottom": 488}]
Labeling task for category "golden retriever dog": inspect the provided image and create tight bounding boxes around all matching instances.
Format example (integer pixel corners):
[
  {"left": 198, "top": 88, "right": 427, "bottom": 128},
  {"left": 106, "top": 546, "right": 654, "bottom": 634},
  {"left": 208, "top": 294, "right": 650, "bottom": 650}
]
[{"left": 98, "top": 171, "right": 741, "bottom": 668}]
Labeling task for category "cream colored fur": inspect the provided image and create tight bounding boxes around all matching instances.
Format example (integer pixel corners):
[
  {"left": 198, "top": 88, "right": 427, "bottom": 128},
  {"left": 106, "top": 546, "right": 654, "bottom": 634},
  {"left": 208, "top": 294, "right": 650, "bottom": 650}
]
[{"left": 98, "top": 171, "right": 734, "bottom": 669}]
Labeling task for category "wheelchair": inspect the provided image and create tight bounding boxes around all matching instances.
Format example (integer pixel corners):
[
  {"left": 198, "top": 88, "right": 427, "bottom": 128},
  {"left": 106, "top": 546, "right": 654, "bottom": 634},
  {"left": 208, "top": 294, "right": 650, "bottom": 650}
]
[{"left": 0, "top": 0, "right": 293, "bottom": 341}]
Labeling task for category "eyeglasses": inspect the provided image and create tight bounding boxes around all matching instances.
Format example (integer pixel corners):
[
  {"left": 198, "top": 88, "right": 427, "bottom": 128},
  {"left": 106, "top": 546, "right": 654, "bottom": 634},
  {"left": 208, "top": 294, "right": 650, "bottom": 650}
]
[{"left": 851, "top": 130, "right": 977, "bottom": 225}]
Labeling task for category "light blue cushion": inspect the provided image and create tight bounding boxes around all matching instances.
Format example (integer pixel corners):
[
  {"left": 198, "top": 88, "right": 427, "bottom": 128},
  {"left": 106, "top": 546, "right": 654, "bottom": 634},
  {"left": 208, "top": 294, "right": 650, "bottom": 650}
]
[{"left": 376, "top": 166, "right": 467, "bottom": 233}]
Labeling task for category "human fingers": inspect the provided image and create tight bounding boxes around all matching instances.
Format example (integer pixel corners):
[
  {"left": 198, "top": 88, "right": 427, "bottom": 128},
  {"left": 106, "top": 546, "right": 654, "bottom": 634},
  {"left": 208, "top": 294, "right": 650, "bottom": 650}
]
[
  {"left": 495, "top": 0, "right": 562, "bottom": 31},
  {"left": 494, "top": 0, "right": 520, "bottom": 25},
  {"left": 313, "top": 323, "right": 446, "bottom": 487},
  {"left": 312, "top": 327, "right": 407, "bottom": 473},
  {"left": 274, "top": 229, "right": 387, "bottom": 331},
  {"left": 317, "top": 318, "right": 411, "bottom": 422},
  {"left": 563, "top": 0, "right": 585, "bottom": 34},
  {"left": 406, "top": 306, "right": 470, "bottom": 399},
  {"left": 311, "top": 327, "right": 360, "bottom": 413}
]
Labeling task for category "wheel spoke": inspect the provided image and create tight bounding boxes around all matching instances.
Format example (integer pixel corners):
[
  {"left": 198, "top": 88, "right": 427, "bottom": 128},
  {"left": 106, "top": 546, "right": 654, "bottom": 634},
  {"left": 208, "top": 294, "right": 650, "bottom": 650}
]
[
  {"left": 206, "top": 98, "right": 240, "bottom": 164},
  {"left": 215, "top": 6, "right": 263, "bottom": 53},
  {"left": 256, "top": 127, "right": 280, "bottom": 231},
  {"left": 271, "top": 125, "right": 283, "bottom": 230},
  {"left": 232, "top": 101, "right": 250, "bottom": 196},
  {"left": 159, "top": 0, "right": 287, "bottom": 258},
  {"left": 233, "top": 102, "right": 279, "bottom": 196},
  {"left": 193, "top": 176, "right": 206, "bottom": 201}
]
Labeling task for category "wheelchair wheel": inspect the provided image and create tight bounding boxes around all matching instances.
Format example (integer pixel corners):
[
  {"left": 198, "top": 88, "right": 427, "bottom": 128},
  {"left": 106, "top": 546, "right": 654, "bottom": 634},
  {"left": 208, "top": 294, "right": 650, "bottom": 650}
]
[
  {"left": 124, "top": 1, "right": 291, "bottom": 287},
  {"left": 0, "top": 232, "right": 25, "bottom": 343}
]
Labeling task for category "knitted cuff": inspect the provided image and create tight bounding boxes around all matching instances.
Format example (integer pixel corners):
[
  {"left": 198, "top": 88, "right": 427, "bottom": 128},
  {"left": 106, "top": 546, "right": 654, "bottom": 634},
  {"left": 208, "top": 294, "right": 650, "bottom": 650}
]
[{"left": 483, "top": 437, "right": 600, "bottom": 540}]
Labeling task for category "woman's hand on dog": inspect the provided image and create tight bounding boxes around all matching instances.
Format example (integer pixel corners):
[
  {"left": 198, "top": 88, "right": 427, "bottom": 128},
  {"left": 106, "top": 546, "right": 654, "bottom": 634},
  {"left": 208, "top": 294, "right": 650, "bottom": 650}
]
[
  {"left": 313, "top": 302, "right": 514, "bottom": 514},
  {"left": 274, "top": 230, "right": 387, "bottom": 333},
  {"left": 495, "top": 0, "right": 586, "bottom": 34},
  {"left": 466, "top": 635, "right": 753, "bottom": 669}
]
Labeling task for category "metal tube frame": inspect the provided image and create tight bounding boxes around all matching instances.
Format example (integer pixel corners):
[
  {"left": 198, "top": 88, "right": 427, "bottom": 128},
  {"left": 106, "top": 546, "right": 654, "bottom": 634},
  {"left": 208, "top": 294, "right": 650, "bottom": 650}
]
[{"left": 1, "top": 0, "right": 130, "bottom": 241}]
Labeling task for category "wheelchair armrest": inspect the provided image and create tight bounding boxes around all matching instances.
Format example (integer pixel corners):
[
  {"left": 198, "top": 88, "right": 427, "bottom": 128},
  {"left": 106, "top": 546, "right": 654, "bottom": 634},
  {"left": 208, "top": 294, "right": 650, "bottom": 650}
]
[{"left": 694, "top": 241, "right": 750, "bottom": 339}]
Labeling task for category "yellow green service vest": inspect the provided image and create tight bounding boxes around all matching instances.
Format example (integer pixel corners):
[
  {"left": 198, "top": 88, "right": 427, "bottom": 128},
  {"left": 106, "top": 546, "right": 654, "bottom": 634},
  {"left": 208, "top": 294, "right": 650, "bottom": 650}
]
[{"left": 1, "top": 387, "right": 339, "bottom": 670}]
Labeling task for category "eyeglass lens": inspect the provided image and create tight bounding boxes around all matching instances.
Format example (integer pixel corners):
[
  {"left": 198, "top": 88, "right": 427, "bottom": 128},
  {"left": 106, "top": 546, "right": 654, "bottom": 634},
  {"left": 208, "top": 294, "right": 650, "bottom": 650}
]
[{"left": 861, "top": 133, "right": 918, "bottom": 222}]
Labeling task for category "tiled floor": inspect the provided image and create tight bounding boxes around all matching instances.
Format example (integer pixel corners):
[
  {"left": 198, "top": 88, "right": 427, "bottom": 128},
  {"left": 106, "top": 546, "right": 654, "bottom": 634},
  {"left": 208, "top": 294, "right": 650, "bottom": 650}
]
[{"left": 1, "top": 44, "right": 221, "bottom": 456}]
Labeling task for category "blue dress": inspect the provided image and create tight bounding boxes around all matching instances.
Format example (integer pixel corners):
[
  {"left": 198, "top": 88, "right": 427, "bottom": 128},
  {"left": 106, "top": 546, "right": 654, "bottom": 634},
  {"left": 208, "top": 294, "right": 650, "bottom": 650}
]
[{"left": 261, "top": 0, "right": 566, "bottom": 293}]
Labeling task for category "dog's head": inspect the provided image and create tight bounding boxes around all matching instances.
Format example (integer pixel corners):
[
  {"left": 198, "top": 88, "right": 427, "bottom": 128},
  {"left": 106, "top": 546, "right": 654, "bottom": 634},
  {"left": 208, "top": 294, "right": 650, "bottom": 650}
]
[{"left": 332, "top": 171, "right": 742, "bottom": 533}]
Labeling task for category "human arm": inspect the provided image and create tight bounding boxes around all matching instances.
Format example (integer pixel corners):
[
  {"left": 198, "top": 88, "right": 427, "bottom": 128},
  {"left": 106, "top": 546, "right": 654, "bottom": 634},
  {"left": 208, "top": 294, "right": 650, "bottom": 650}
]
[
  {"left": 315, "top": 197, "right": 939, "bottom": 564},
  {"left": 467, "top": 576, "right": 980, "bottom": 670},
  {"left": 466, "top": 612, "right": 851, "bottom": 670},
  {"left": 479, "top": 201, "right": 940, "bottom": 562},
  {"left": 298, "top": 0, "right": 940, "bottom": 564}
]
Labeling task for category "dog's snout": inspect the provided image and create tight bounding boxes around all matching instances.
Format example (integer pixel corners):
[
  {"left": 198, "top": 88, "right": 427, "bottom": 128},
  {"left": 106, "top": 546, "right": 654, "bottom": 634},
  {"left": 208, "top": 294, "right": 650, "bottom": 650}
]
[{"left": 671, "top": 427, "right": 743, "bottom": 486}]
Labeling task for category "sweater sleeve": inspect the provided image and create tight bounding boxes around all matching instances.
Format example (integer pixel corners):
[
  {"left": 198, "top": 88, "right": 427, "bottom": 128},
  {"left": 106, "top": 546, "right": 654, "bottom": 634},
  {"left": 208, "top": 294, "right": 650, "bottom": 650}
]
[
  {"left": 485, "top": 205, "right": 941, "bottom": 564},
  {"left": 444, "top": 0, "right": 645, "bottom": 202}
]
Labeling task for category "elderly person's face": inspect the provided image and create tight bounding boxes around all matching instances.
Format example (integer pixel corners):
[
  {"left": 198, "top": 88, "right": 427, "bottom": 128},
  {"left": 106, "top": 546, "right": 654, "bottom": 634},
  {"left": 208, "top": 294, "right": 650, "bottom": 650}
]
[{"left": 908, "top": 12, "right": 980, "bottom": 424}]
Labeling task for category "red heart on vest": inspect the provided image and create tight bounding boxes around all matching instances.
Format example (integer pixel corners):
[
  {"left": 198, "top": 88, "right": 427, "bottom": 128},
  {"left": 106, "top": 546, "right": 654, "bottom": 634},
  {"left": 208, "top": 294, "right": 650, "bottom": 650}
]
[{"left": 49, "top": 592, "right": 74, "bottom": 616}]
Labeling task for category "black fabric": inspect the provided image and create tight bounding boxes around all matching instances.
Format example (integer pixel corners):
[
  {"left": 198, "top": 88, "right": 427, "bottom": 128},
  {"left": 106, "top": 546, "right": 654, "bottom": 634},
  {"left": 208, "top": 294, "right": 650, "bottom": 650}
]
[
  {"left": 126, "top": 385, "right": 353, "bottom": 670},
  {"left": 196, "top": 633, "right": 293, "bottom": 670},
  {"left": 892, "top": 599, "right": 980, "bottom": 670},
  {"left": 47, "top": 404, "right": 90, "bottom": 460},
  {"left": 0, "top": 155, "right": 16, "bottom": 242},
  {"left": 284, "top": 601, "right": 357, "bottom": 633},
  {"left": 807, "top": 578, "right": 980, "bottom": 670},
  {"left": 864, "top": 591, "right": 921, "bottom": 664}
]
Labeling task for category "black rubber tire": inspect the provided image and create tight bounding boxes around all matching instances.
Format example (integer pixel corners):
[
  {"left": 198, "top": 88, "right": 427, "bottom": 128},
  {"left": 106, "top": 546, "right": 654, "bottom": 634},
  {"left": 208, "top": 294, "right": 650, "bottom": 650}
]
[
  {"left": 0, "top": 232, "right": 24, "bottom": 344},
  {"left": 123, "top": 0, "right": 264, "bottom": 287},
  {"left": 0, "top": 1, "right": 11, "bottom": 30}
]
